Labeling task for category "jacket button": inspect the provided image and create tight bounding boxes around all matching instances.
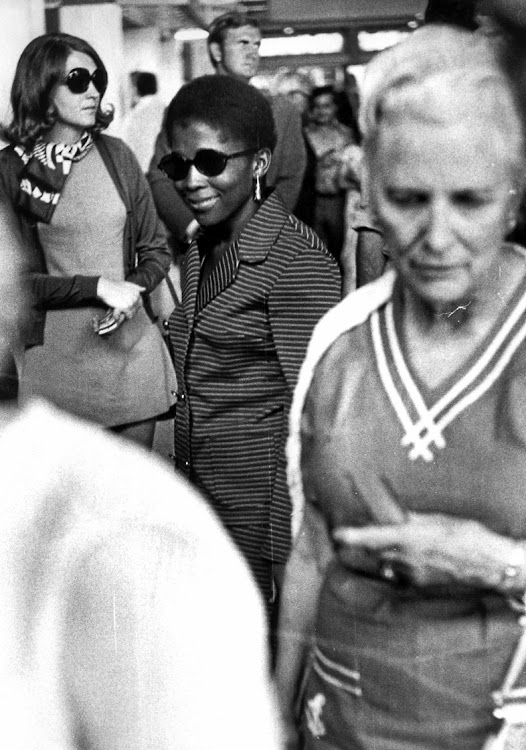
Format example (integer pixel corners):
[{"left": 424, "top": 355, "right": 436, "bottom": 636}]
[
  {"left": 170, "top": 390, "right": 177, "bottom": 397},
  {"left": 184, "top": 460, "right": 190, "bottom": 469},
  {"left": 178, "top": 393, "right": 186, "bottom": 402}
]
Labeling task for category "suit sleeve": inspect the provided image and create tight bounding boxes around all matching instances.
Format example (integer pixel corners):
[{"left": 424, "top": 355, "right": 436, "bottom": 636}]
[
  {"left": 268, "top": 246, "right": 341, "bottom": 392},
  {"left": 264, "top": 245, "right": 341, "bottom": 562}
]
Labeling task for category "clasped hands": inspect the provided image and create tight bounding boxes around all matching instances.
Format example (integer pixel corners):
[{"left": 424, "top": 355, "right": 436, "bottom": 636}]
[{"left": 333, "top": 512, "right": 523, "bottom": 591}]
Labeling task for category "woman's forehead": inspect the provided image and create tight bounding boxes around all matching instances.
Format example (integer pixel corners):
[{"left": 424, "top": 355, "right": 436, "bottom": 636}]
[
  {"left": 64, "top": 50, "right": 96, "bottom": 71},
  {"left": 171, "top": 120, "right": 240, "bottom": 146}
]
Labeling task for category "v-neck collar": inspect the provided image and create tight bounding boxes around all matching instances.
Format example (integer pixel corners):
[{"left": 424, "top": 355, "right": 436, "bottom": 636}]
[{"left": 371, "top": 265, "right": 526, "bottom": 462}]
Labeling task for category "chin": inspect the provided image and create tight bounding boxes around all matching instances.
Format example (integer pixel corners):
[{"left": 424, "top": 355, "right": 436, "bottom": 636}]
[{"left": 411, "top": 280, "right": 473, "bottom": 311}]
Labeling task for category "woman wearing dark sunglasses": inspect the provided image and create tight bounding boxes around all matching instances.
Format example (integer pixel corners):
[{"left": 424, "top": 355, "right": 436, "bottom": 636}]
[
  {"left": 161, "top": 75, "right": 341, "bottom": 626},
  {"left": 0, "top": 33, "right": 177, "bottom": 448}
]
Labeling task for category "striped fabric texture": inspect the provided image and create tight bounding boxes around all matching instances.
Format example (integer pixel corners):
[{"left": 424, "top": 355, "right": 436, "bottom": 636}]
[{"left": 169, "top": 192, "right": 341, "bottom": 596}]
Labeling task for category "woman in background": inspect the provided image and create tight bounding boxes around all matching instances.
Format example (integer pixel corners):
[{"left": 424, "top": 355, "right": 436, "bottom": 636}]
[
  {"left": 278, "top": 24, "right": 526, "bottom": 749},
  {"left": 159, "top": 75, "right": 341, "bottom": 622},
  {"left": 0, "top": 33, "right": 176, "bottom": 448},
  {"left": 302, "top": 85, "right": 357, "bottom": 268}
]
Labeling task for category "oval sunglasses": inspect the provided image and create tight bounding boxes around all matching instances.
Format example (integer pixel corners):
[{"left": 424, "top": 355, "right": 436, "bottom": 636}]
[
  {"left": 158, "top": 148, "right": 257, "bottom": 181},
  {"left": 63, "top": 67, "right": 107, "bottom": 95}
]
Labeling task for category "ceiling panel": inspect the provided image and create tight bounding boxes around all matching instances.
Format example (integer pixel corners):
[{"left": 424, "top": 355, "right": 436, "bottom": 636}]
[
  {"left": 120, "top": 0, "right": 425, "bottom": 33},
  {"left": 121, "top": 1, "right": 268, "bottom": 31}
]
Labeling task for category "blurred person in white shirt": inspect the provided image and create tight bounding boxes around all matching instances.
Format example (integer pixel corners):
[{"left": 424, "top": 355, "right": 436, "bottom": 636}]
[
  {"left": 123, "top": 71, "right": 166, "bottom": 172},
  {"left": 0, "top": 198, "right": 281, "bottom": 750}
]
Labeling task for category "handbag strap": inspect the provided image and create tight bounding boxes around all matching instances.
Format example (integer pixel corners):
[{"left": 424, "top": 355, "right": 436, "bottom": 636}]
[
  {"left": 501, "top": 613, "right": 526, "bottom": 697},
  {"left": 163, "top": 271, "right": 179, "bottom": 306}
]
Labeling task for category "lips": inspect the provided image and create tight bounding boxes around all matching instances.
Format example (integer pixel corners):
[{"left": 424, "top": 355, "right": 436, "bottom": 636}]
[
  {"left": 185, "top": 194, "right": 219, "bottom": 213},
  {"left": 412, "top": 262, "right": 463, "bottom": 277}
]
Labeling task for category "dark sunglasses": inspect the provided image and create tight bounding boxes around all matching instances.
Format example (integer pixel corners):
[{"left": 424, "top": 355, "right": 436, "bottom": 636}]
[
  {"left": 64, "top": 67, "right": 107, "bottom": 95},
  {"left": 158, "top": 148, "right": 256, "bottom": 181}
]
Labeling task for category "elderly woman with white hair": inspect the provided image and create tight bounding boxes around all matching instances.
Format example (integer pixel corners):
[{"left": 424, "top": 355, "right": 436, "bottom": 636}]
[{"left": 276, "top": 24, "right": 526, "bottom": 750}]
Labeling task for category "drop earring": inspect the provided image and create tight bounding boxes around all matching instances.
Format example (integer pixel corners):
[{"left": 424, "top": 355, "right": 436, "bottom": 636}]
[
  {"left": 254, "top": 173, "right": 262, "bottom": 202},
  {"left": 508, "top": 214, "right": 518, "bottom": 234}
]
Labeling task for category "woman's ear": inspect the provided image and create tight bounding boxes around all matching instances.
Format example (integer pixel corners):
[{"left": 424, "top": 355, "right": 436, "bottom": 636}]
[{"left": 253, "top": 148, "right": 272, "bottom": 178}]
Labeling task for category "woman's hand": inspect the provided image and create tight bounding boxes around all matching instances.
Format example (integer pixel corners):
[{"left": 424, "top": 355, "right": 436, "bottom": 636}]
[
  {"left": 96, "top": 278, "right": 146, "bottom": 320},
  {"left": 333, "top": 513, "right": 526, "bottom": 591}
]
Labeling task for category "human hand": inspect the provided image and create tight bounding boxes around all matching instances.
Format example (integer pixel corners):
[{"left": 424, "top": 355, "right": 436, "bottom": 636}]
[
  {"left": 92, "top": 308, "right": 125, "bottom": 336},
  {"left": 333, "top": 513, "right": 525, "bottom": 590},
  {"left": 96, "top": 278, "right": 146, "bottom": 320}
]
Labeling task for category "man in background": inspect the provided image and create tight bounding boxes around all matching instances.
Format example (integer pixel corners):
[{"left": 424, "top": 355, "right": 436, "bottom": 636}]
[
  {"left": 147, "top": 11, "right": 307, "bottom": 251},
  {"left": 122, "top": 71, "right": 165, "bottom": 173}
]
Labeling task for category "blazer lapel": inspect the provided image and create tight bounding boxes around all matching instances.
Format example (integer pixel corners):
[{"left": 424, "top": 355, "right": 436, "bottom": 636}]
[
  {"left": 182, "top": 243, "right": 201, "bottom": 330},
  {"left": 193, "top": 192, "right": 290, "bottom": 312},
  {"left": 197, "top": 241, "right": 239, "bottom": 311}
]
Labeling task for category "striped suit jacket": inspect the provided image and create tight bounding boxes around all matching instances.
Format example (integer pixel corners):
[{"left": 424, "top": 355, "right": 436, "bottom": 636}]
[{"left": 168, "top": 192, "right": 341, "bottom": 564}]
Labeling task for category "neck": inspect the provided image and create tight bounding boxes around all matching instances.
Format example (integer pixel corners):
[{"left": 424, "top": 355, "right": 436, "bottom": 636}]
[
  {"left": 215, "top": 66, "right": 251, "bottom": 83},
  {"left": 404, "top": 291, "right": 477, "bottom": 335},
  {"left": 46, "top": 124, "right": 86, "bottom": 145},
  {"left": 209, "top": 195, "right": 260, "bottom": 248},
  {"left": 402, "top": 248, "right": 525, "bottom": 336}
]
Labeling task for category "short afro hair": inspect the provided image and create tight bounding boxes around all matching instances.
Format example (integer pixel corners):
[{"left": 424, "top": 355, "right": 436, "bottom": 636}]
[{"left": 165, "top": 75, "right": 276, "bottom": 153}]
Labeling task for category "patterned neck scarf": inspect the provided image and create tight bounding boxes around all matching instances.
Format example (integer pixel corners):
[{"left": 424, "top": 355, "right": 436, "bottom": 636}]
[{"left": 15, "top": 131, "right": 94, "bottom": 223}]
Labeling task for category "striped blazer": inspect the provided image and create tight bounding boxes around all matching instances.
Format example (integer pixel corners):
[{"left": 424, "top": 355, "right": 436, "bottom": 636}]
[{"left": 168, "top": 192, "right": 341, "bottom": 563}]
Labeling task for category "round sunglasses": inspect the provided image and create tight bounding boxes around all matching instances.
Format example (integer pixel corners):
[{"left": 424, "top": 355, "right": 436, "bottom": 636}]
[
  {"left": 158, "top": 148, "right": 257, "bottom": 181},
  {"left": 63, "top": 67, "right": 107, "bottom": 95}
]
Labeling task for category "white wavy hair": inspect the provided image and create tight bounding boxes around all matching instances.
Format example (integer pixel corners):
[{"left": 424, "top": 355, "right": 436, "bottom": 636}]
[{"left": 360, "top": 24, "right": 526, "bottom": 187}]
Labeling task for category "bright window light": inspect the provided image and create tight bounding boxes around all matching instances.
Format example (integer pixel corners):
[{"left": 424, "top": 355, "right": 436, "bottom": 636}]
[
  {"left": 174, "top": 28, "right": 208, "bottom": 42},
  {"left": 259, "top": 33, "right": 344, "bottom": 57},
  {"left": 357, "top": 30, "right": 410, "bottom": 53}
]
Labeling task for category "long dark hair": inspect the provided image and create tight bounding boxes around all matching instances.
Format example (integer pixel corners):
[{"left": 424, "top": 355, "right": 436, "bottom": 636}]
[{"left": 1, "top": 32, "right": 113, "bottom": 148}]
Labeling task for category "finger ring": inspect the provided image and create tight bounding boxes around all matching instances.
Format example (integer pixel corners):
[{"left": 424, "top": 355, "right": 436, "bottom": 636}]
[{"left": 380, "top": 561, "right": 397, "bottom": 582}]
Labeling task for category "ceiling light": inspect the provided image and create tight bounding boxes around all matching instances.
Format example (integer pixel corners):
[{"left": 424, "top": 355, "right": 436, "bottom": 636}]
[{"left": 174, "top": 28, "right": 208, "bottom": 42}]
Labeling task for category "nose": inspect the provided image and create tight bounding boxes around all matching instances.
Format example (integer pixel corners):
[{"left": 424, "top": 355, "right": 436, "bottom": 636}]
[
  {"left": 425, "top": 198, "right": 453, "bottom": 254},
  {"left": 184, "top": 163, "right": 207, "bottom": 189},
  {"left": 86, "top": 81, "right": 100, "bottom": 98}
]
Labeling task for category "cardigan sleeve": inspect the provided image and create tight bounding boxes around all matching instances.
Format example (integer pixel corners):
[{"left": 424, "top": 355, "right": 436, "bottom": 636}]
[
  {"left": 115, "top": 138, "right": 172, "bottom": 293},
  {"left": 0, "top": 147, "right": 100, "bottom": 310}
]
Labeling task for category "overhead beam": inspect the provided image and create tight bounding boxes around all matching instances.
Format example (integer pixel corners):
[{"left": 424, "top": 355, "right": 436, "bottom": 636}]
[
  {"left": 268, "top": 0, "right": 426, "bottom": 23},
  {"left": 122, "top": 0, "right": 189, "bottom": 6}
]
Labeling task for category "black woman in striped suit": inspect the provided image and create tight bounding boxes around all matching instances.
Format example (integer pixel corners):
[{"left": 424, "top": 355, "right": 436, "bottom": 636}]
[{"left": 158, "top": 75, "right": 341, "bottom": 626}]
